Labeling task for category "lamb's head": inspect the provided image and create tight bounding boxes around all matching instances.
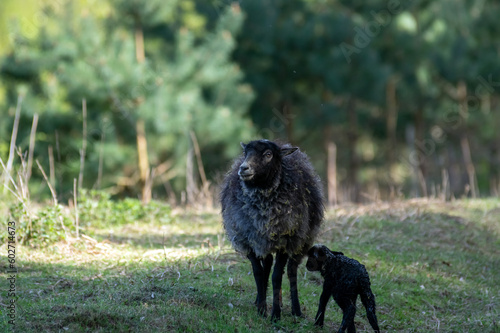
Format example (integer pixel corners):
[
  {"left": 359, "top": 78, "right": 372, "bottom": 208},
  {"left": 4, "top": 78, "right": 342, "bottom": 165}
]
[
  {"left": 306, "top": 245, "right": 344, "bottom": 272},
  {"left": 306, "top": 245, "right": 330, "bottom": 271},
  {"left": 238, "top": 140, "right": 297, "bottom": 188}
]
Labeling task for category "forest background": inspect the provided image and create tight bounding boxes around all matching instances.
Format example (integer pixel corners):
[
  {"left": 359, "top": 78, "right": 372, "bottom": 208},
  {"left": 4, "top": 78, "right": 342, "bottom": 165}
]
[
  {"left": 1, "top": 2, "right": 499, "bottom": 331},
  {"left": 1, "top": 0, "right": 500, "bottom": 206}
]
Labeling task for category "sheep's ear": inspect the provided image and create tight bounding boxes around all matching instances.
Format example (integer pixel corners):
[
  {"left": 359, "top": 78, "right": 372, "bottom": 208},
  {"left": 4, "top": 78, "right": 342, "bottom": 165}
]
[
  {"left": 240, "top": 142, "right": 247, "bottom": 150},
  {"left": 280, "top": 147, "right": 298, "bottom": 157}
]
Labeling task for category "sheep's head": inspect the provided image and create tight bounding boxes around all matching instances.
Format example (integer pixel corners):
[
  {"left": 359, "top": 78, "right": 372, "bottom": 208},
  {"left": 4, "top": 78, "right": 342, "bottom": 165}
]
[{"left": 238, "top": 140, "right": 297, "bottom": 188}]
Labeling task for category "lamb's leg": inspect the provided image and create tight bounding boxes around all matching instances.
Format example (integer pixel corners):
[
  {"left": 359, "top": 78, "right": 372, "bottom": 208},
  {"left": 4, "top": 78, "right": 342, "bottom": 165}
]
[
  {"left": 287, "top": 256, "right": 302, "bottom": 317},
  {"left": 270, "top": 252, "right": 288, "bottom": 321},
  {"left": 248, "top": 251, "right": 268, "bottom": 316},
  {"left": 337, "top": 297, "right": 357, "bottom": 333},
  {"left": 314, "top": 287, "right": 331, "bottom": 327},
  {"left": 360, "top": 289, "right": 380, "bottom": 333}
]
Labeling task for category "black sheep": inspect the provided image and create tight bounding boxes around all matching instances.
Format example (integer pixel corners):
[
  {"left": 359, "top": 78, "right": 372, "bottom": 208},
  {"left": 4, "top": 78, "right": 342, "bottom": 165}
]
[
  {"left": 220, "top": 140, "right": 324, "bottom": 320},
  {"left": 306, "top": 245, "right": 380, "bottom": 333}
]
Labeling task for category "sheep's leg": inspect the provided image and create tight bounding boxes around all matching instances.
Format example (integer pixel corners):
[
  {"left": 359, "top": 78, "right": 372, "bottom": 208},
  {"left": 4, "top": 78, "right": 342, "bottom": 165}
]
[
  {"left": 270, "top": 252, "right": 288, "bottom": 321},
  {"left": 248, "top": 251, "right": 268, "bottom": 316},
  {"left": 287, "top": 256, "right": 302, "bottom": 317},
  {"left": 253, "top": 254, "right": 273, "bottom": 305},
  {"left": 262, "top": 254, "right": 273, "bottom": 301}
]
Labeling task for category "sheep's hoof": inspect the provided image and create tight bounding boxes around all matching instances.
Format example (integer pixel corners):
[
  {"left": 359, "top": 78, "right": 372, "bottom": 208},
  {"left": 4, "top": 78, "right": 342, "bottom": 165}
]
[
  {"left": 256, "top": 303, "right": 267, "bottom": 317},
  {"left": 291, "top": 308, "right": 303, "bottom": 318},
  {"left": 270, "top": 307, "right": 281, "bottom": 322}
]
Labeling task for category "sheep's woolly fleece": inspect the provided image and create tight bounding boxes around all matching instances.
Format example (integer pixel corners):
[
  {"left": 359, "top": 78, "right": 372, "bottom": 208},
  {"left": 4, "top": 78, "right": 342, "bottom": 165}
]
[{"left": 220, "top": 140, "right": 324, "bottom": 258}]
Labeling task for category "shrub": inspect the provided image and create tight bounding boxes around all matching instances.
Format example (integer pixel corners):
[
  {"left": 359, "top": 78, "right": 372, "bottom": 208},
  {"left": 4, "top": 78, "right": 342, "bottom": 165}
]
[
  {"left": 2, "top": 190, "right": 173, "bottom": 246},
  {"left": 78, "top": 190, "right": 173, "bottom": 228},
  {"left": 6, "top": 201, "right": 74, "bottom": 246}
]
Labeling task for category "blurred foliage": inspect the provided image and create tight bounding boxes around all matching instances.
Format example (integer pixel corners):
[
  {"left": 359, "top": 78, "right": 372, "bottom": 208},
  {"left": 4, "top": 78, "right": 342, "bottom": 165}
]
[
  {"left": 6, "top": 201, "right": 74, "bottom": 246},
  {"left": 0, "top": 0, "right": 500, "bottom": 203},
  {"left": 2, "top": 190, "right": 173, "bottom": 246},
  {"left": 78, "top": 190, "right": 172, "bottom": 228}
]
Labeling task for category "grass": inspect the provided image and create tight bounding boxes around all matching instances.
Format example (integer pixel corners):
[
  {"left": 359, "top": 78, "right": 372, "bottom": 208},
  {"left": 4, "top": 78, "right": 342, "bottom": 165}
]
[{"left": 1, "top": 199, "right": 499, "bottom": 332}]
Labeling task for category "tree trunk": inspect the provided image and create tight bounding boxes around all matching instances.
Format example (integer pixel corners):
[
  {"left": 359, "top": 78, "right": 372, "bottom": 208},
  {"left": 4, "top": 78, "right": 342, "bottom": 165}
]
[
  {"left": 346, "top": 97, "right": 360, "bottom": 203},
  {"left": 324, "top": 126, "right": 337, "bottom": 206},
  {"left": 491, "top": 95, "right": 500, "bottom": 196},
  {"left": 414, "top": 104, "right": 427, "bottom": 197},
  {"left": 386, "top": 75, "right": 398, "bottom": 175},
  {"left": 460, "top": 135, "right": 478, "bottom": 198},
  {"left": 489, "top": 146, "right": 499, "bottom": 196},
  {"left": 134, "top": 20, "right": 150, "bottom": 203},
  {"left": 405, "top": 124, "right": 419, "bottom": 197},
  {"left": 136, "top": 119, "right": 151, "bottom": 203},
  {"left": 135, "top": 21, "right": 145, "bottom": 64},
  {"left": 281, "top": 101, "right": 294, "bottom": 144},
  {"left": 78, "top": 99, "right": 87, "bottom": 189},
  {"left": 186, "top": 139, "right": 195, "bottom": 206},
  {"left": 457, "top": 80, "right": 478, "bottom": 197}
]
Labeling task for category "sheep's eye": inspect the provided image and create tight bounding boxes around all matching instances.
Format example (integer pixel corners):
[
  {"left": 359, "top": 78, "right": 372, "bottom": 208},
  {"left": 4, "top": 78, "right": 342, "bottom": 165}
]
[{"left": 264, "top": 151, "right": 272, "bottom": 159}]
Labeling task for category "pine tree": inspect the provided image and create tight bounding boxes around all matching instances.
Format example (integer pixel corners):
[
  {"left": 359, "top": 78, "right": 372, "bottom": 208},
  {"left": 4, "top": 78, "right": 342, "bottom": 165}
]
[{"left": 0, "top": 1, "right": 254, "bottom": 201}]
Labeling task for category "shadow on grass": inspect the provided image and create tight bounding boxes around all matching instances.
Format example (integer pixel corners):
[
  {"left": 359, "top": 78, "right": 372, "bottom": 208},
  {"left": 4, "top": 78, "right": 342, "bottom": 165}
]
[
  {"left": 3, "top": 205, "right": 500, "bottom": 332},
  {"left": 7, "top": 250, "right": 246, "bottom": 332},
  {"left": 91, "top": 231, "right": 222, "bottom": 250}
]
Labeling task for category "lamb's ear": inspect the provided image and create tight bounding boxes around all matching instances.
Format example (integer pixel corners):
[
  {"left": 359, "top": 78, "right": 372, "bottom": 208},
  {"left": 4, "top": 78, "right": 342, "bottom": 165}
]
[
  {"left": 280, "top": 147, "right": 298, "bottom": 157},
  {"left": 310, "top": 245, "right": 323, "bottom": 258},
  {"left": 240, "top": 142, "right": 247, "bottom": 150},
  {"left": 317, "top": 245, "right": 330, "bottom": 259}
]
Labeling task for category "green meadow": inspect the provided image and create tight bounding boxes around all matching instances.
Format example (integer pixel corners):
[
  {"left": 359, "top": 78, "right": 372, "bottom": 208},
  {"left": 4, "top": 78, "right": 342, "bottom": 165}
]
[{"left": 1, "top": 199, "right": 499, "bottom": 332}]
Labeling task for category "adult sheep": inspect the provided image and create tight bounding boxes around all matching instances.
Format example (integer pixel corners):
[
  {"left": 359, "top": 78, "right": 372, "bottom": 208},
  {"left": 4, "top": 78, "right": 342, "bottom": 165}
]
[{"left": 220, "top": 139, "right": 324, "bottom": 320}]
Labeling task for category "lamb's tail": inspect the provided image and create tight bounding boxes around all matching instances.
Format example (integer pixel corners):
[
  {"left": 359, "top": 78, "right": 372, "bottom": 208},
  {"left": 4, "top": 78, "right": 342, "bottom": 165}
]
[{"left": 360, "top": 287, "right": 380, "bottom": 333}]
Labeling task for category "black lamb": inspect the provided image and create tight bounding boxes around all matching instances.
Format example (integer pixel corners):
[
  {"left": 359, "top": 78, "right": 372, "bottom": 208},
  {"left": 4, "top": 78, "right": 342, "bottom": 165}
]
[
  {"left": 220, "top": 140, "right": 324, "bottom": 320},
  {"left": 306, "top": 245, "right": 380, "bottom": 333}
]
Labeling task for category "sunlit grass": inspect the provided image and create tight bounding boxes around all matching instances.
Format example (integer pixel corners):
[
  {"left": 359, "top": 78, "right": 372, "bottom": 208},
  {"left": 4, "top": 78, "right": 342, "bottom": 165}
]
[{"left": 1, "top": 199, "right": 499, "bottom": 332}]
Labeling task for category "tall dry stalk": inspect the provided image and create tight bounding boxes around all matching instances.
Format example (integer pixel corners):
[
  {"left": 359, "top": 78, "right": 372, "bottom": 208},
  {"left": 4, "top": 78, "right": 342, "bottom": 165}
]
[
  {"left": 189, "top": 130, "right": 212, "bottom": 206},
  {"left": 3, "top": 95, "right": 23, "bottom": 191},
  {"left": 2, "top": 150, "right": 33, "bottom": 242},
  {"left": 36, "top": 159, "right": 57, "bottom": 205},
  {"left": 78, "top": 99, "right": 87, "bottom": 190},
  {"left": 27, "top": 113, "right": 39, "bottom": 181},
  {"left": 48, "top": 145, "right": 56, "bottom": 189},
  {"left": 74, "top": 178, "right": 79, "bottom": 239}
]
